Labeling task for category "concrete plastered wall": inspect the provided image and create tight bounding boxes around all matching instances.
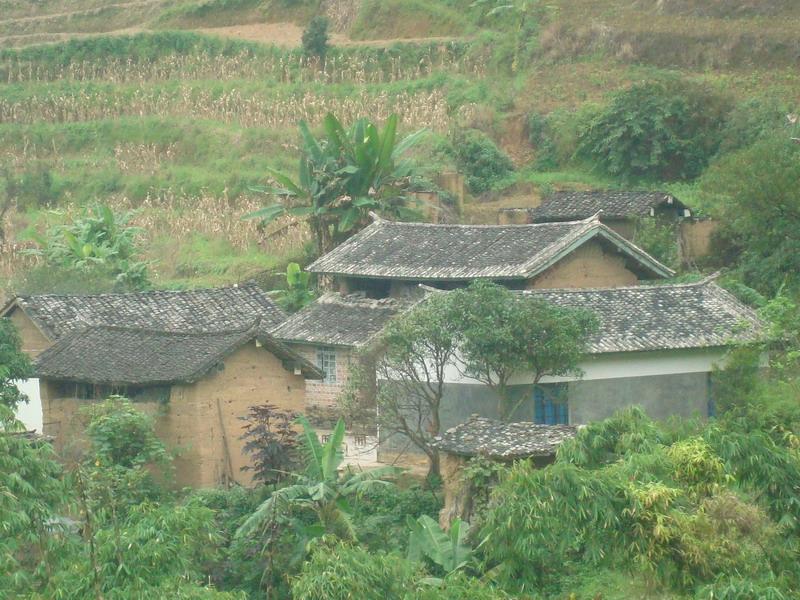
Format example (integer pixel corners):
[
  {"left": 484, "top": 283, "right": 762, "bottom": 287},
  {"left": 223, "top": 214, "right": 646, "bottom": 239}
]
[
  {"left": 41, "top": 341, "right": 307, "bottom": 488},
  {"left": 7, "top": 308, "right": 51, "bottom": 432},
  {"left": 380, "top": 349, "right": 723, "bottom": 459},
  {"left": 568, "top": 371, "right": 709, "bottom": 424},
  {"left": 528, "top": 239, "right": 639, "bottom": 289}
]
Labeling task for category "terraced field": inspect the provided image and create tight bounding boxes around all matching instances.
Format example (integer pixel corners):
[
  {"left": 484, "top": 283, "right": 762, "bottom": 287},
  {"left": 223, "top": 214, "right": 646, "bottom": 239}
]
[{"left": 0, "top": 0, "right": 797, "bottom": 294}]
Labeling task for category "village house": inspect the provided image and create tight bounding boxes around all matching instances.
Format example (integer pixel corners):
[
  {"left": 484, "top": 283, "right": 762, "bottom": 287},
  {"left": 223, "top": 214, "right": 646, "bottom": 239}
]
[
  {"left": 498, "top": 190, "right": 715, "bottom": 262},
  {"left": 306, "top": 213, "right": 675, "bottom": 298},
  {"left": 1, "top": 283, "right": 324, "bottom": 487},
  {"left": 432, "top": 416, "right": 578, "bottom": 527},
  {"left": 378, "top": 276, "right": 761, "bottom": 462},
  {"left": 272, "top": 292, "right": 417, "bottom": 465}
]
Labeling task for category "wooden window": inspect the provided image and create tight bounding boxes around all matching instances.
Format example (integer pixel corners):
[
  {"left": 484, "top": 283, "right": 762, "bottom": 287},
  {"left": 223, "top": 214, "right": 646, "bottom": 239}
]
[
  {"left": 534, "top": 385, "right": 568, "bottom": 425},
  {"left": 316, "top": 347, "right": 337, "bottom": 384}
]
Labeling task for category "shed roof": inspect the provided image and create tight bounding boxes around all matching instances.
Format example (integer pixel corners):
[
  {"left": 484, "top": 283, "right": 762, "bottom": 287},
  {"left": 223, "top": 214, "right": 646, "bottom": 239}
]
[
  {"left": 307, "top": 215, "right": 674, "bottom": 281},
  {"left": 273, "top": 293, "right": 415, "bottom": 348},
  {"left": 34, "top": 322, "right": 321, "bottom": 386},
  {"left": 1, "top": 282, "right": 286, "bottom": 341},
  {"left": 432, "top": 415, "right": 577, "bottom": 459},
  {"left": 522, "top": 277, "right": 762, "bottom": 354},
  {"left": 530, "top": 191, "right": 689, "bottom": 222}
]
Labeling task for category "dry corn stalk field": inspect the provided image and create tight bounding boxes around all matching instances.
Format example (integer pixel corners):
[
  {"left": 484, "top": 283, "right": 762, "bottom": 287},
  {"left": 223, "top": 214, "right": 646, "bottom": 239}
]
[
  {"left": 0, "top": 87, "right": 462, "bottom": 131},
  {"left": 2, "top": 46, "right": 487, "bottom": 85}
]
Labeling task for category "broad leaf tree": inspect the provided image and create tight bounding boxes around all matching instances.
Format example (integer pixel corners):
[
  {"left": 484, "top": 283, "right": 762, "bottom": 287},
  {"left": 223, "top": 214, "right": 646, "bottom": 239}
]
[
  {"left": 449, "top": 282, "right": 599, "bottom": 421},
  {"left": 368, "top": 293, "right": 460, "bottom": 479},
  {"left": 246, "top": 113, "right": 426, "bottom": 255}
]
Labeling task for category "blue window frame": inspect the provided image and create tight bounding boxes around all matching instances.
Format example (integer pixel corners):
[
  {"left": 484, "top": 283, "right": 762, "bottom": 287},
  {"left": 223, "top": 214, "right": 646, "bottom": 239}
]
[{"left": 534, "top": 385, "right": 568, "bottom": 425}]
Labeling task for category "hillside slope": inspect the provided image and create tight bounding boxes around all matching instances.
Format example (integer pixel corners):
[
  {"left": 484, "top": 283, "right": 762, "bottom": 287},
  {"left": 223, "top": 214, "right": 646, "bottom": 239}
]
[{"left": 0, "top": 0, "right": 797, "bottom": 294}]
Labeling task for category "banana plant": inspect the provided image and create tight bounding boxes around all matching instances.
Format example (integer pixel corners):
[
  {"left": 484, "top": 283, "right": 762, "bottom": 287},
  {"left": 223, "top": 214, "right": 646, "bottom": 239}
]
[
  {"left": 272, "top": 262, "right": 316, "bottom": 313},
  {"left": 236, "top": 416, "right": 399, "bottom": 543},
  {"left": 245, "top": 112, "right": 427, "bottom": 255},
  {"left": 407, "top": 514, "right": 477, "bottom": 582}
]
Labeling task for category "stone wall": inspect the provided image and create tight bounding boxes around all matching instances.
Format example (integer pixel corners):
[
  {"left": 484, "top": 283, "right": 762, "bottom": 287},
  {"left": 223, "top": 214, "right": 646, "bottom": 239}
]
[
  {"left": 41, "top": 340, "right": 308, "bottom": 488},
  {"left": 528, "top": 239, "right": 640, "bottom": 289},
  {"left": 294, "top": 344, "right": 353, "bottom": 411}
]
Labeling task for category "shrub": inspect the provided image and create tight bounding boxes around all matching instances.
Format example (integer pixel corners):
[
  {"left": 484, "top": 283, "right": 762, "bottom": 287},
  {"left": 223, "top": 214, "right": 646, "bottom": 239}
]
[
  {"left": 698, "top": 135, "right": 800, "bottom": 295},
  {"left": 451, "top": 129, "right": 514, "bottom": 194},
  {"left": 410, "top": 572, "right": 511, "bottom": 599},
  {"left": 577, "top": 79, "right": 731, "bottom": 181},
  {"left": 239, "top": 404, "right": 299, "bottom": 485},
  {"left": 631, "top": 217, "right": 680, "bottom": 269},
  {"left": 0, "top": 319, "right": 32, "bottom": 411},
  {"left": 302, "top": 16, "right": 330, "bottom": 59},
  {"left": 290, "top": 540, "right": 418, "bottom": 600}
]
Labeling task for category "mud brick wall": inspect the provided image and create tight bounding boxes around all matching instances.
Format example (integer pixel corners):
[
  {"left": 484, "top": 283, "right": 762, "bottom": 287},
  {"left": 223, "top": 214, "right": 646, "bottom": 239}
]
[{"left": 529, "top": 239, "right": 639, "bottom": 289}]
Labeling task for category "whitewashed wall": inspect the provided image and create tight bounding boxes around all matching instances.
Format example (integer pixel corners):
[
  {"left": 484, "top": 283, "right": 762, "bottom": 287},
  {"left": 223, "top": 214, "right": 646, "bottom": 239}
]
[{"left": 14, "top": 378, "right": 43, "bottom": 432}]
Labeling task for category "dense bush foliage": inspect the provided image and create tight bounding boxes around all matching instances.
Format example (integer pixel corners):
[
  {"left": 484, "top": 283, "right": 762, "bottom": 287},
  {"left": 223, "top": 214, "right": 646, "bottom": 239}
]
[
  {"left": 577, "top": 79, "right": 731, "bottom": 181},
  {"left": 699, "top": 135, "right": 800, "bottom": 295},
  {"left": 481, "top": 406, "right": 800, "bottom": 596},
  {"left": 450, "top": 129, "right": 515, "bottom": 194},
  {"left": 302, "top": 16, "right": 330, "bottom": 59}
]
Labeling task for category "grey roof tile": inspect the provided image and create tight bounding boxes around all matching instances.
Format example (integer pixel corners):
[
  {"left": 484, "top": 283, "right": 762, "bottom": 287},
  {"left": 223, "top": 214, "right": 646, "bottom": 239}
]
[
  {"left": 307, "top": 216, "right": 673, "bottom": 280},
  {"left": 530, "top": 190, "right": 690, "bottom": 222},
  {"left": 4, "top": 282, "right": 286, "bottom": 340},
  {"left": 522, "top": 278, "right": 762, "bottom": 354},
  {"left": 273, "top": 293, "right": 415, "bottom": 347},
  {"left": 432, "top": 415, "right": 577, "bottom": 458},
  {"left": 34, "top": 322, "right": 321, "bottom": 385}
]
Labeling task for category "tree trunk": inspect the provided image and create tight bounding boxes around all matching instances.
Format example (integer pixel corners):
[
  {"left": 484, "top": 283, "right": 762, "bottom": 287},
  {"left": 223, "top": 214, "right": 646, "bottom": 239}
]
[{"left": 427, "top": 448, "right": 441, "bottom": 480}]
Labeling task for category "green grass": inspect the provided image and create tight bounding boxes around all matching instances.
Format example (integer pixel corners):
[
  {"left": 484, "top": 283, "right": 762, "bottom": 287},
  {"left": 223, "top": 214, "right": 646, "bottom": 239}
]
[{"left": 151, "top": 234, "right": 295, "bottom": 289}]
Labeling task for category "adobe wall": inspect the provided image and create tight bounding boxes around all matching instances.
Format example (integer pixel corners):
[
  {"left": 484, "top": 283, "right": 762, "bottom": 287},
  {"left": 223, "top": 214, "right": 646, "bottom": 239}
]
[
  {"left": 8, "top": 308, "right": 52, "bottom": 357},
  {"left": 528, "top": 239, "right": 639, "bottom": 289},
  {"left": 41, "top": 341, "right": 308, "bottom": 488},
  {"left": 680, "top": 219, "right": 717, "bottom": 262}
]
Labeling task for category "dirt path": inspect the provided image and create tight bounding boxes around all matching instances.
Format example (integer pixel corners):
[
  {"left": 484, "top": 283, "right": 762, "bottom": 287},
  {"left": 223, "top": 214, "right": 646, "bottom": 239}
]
[{"left": 194, "top": 22, "right": 462, "bottom": 48}]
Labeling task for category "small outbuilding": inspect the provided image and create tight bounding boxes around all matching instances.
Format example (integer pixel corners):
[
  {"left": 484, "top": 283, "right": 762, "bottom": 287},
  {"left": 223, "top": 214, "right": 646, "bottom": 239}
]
[
  {"left": 34, "top": 321, "right": 321, "bottom": 487},
  {"left": 433, "top": 415, "right": 578, "bottom": 527}
]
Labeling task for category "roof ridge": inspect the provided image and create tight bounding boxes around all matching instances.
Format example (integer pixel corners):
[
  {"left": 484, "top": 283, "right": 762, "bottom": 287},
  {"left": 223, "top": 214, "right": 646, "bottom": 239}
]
[
  {"left": 371, "top": 219, "right": 593, "bottom": 230},
  {"left": 520, "top": 275, "right": 719, "bottom": 295},
  {"left": 16, "top": 282, "right": 259, "bottom": 302},
  {"left": 62, "top": 323, "right": 259, "bottom": 337}
]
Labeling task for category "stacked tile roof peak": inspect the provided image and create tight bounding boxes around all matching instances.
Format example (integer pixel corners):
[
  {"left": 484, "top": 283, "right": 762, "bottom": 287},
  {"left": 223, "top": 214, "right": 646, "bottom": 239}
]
[
  {"left": 34, "top": 321, "right": 321, "bottom": 386},
  {"left": 433, "top": 415, "right": 578, "bottom": 459},
  {"left": 530, "top": 190, "right": 690, "bottom": 222},
  {"left": 273, "top": 292, "right": 418, "bottom": 348},
  {"left": 307, "top": 216, "right": 673, "bottom": 280},
  {"left": 3, "top": 282, "right": 286, "bottom": 340}
]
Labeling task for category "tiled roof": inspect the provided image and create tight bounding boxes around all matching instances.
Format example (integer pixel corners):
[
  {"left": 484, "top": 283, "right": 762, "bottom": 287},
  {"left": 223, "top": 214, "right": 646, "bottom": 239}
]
[
  {"left": 522, "top": 277, "right": 762, "bottom": 354},
  {"left": 273, "top": 293, "right": 415, "bottom": 348},
  {"left": 307, "top": 215, "right": 673, "bottom": 280},
  {"left": 34, "top": 323, "right": 321, "bottom": 385},
  {"left": 432, "top": 415, "right": 577, "bottom": 459},
  {"left": 530, "top": 191, "right": 689, "bottom": 222},
  {"left": 2, "top": 283, "right": 286, "bottom": 340}
]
